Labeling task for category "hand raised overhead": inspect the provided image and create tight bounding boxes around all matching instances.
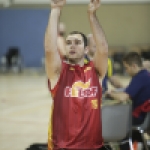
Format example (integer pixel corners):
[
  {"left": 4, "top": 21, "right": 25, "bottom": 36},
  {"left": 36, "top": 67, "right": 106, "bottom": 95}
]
[
  {"left": 88, "top": 0, "right": 101, "bottom": 14},
  {"left": 50, "top": 0, "right": 66, "bottom": 8}
]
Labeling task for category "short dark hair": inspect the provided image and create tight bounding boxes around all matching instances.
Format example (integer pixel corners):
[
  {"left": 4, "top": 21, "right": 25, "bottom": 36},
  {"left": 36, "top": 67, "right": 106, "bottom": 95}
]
[
  {"left": 123, "top": 52, "right": 143, "bottom": 67},
  {"left": 69, "top": 31, "right": 88, "bottom": 47}
]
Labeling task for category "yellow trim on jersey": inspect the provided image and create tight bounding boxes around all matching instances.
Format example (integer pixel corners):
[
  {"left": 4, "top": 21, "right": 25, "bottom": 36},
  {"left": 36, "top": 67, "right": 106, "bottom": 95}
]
[
  {"left": 70, "top": 67, "right": 75, "bottom": 70},
  {"left": 84, "top": 58, "right": 89, "bottom": 64},
  {"left": 107, "top": 58, "right": 113, "bottom": 77},
  {"left": 84, "top": 67, "right": 91, "bottom": 73},
  {"left": 91, "top": 99, "right": 98, "bottom": 109},
  {"left": 48, "top": 103, "right": 54, "bottom": 150}
]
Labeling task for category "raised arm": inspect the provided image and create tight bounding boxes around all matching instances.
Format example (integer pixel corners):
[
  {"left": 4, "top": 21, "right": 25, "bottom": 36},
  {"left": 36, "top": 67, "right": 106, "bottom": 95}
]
[
  {"left": 57, "top": 22, "right": 66, "bottom": 58},
  {"left": 88, "top": 0, "right": 108, "bottom": 79},
  {"left": 44, "top": 0, "right": 66, "bottom": 80}
]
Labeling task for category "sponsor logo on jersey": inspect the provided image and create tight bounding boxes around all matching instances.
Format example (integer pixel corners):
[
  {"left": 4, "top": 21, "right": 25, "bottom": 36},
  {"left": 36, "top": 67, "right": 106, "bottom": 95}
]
[{"left": 64, "top": 79, "right": 97, "bottom": 98}]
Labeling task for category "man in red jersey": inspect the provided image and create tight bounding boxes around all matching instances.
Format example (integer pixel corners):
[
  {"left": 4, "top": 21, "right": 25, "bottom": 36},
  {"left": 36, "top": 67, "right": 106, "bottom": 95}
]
[{"left": 44, "top": 0, "right": 108, "bottom": 149}]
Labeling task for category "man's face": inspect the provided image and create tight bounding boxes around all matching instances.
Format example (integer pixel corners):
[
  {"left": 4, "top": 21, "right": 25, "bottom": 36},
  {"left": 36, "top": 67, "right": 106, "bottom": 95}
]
[
  {"left": 65, "top": 34, "right": 86, "bottom": 62},
  {"left": 123, "top": 62, "right": 135, "bottom": 76}
]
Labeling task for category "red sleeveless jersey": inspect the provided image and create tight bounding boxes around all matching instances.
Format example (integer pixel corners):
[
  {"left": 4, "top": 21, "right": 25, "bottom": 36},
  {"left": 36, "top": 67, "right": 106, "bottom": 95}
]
[{"left": 49, "top": 61, "right": 103, "bottom": 149}]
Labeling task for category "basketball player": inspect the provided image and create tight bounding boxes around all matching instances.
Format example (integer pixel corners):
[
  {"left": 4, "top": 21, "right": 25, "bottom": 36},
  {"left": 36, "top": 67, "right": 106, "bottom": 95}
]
[{"left": 44, "top": 0, "right": 108, "bottom": 149}]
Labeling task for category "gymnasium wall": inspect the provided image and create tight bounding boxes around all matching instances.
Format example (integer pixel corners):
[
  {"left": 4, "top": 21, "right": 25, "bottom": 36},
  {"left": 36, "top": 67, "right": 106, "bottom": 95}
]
[
  {"left": 0, "top": 4, "right": 149, "bottom": 67},
  {"left": 0, "top": 9, "right": 49, "bottom": 67},
  {"left": 61, "top": 4, "right": 150, "bottom": 47}
]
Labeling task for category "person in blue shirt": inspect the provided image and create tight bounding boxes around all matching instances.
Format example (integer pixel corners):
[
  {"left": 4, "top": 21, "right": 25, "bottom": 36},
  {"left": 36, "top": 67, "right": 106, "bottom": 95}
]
[{"left": 106, "top": 52, "right": 150, "bottom": 150}]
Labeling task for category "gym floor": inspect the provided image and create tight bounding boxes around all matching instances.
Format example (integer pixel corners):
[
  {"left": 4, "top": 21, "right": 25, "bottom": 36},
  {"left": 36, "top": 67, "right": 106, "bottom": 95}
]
[
  {"left": 0, "top": 72, "right": 149, "bottom": 150},
  {"left": 0, "top": 72, "right": 51, "bottom": 150}
]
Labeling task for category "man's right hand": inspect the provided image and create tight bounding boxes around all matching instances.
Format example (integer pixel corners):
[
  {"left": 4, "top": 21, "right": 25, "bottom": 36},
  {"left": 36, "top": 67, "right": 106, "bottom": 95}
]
[
  {"left": 88, "top": 0, "right": 101, "bottom": 14},
  {"left": 50, "top": 0, "right": 66, "bottom": 9}
]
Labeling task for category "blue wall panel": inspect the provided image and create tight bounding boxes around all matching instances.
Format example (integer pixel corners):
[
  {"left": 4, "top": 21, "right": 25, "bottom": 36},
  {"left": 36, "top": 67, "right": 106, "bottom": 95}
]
[{"left": 0, "top": 9, "right": 50, "bottom": 67}]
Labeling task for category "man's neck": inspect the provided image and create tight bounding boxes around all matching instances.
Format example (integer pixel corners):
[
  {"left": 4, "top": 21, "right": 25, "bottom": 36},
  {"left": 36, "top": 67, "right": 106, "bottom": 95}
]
[
  {"left": 134, "top": 67, "right": 143, "bottom": 76},
  {"left": 68, "top": 57, "right": 85, "bottom": 67}
]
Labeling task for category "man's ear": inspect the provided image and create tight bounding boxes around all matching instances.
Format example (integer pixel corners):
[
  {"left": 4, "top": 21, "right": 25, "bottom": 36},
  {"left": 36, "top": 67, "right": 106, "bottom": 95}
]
[{"left": 85, "top": 46, "right": 89, "bottom": 54}]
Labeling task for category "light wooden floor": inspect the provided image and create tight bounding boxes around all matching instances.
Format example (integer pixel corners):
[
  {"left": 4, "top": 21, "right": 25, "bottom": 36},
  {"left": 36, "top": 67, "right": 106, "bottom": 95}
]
[
  {"left": 0, "top": 72, "right": 149, "bottom": 150},
  {"left": 0, "top": 72, "right": 52, "bottom": 150}
]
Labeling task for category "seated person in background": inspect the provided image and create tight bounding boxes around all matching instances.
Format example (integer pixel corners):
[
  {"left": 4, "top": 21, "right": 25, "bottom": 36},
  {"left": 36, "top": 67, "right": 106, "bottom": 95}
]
[
  {"left": 87, "top": 34, "right": 123, "bottom": 93},
  {"left": 1, "top": 47, "right": 23, "bottom": 73},
  {"left": 105, "top": 52, "right": 150, "bottom": 150},
  {"left": 6, "top": 47, "right": 20, "bottom": 68}
]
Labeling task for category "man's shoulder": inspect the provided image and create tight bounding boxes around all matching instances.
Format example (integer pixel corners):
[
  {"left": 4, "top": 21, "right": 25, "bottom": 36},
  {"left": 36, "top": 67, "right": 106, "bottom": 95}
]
[{"left": 133, "top": 69, "right": 149, "bottom": 80}]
